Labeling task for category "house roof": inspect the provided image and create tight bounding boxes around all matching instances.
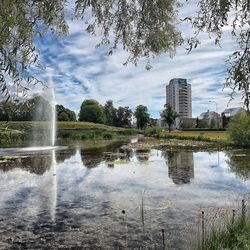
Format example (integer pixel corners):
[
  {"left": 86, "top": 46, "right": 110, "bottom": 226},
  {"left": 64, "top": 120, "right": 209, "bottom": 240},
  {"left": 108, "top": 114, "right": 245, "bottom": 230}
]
[
  {"left": 198, "top": 110, "right": 219, "bottom": 119},
  {"left": 222, "top": 107, "right": 245, "bottom": 117}
]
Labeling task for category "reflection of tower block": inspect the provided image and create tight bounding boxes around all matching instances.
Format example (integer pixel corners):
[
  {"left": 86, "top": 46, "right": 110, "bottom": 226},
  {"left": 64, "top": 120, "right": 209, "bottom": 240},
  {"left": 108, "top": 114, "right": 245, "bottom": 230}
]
[{"left": 167, "top": 152, "right": 194, "bottom": 184}]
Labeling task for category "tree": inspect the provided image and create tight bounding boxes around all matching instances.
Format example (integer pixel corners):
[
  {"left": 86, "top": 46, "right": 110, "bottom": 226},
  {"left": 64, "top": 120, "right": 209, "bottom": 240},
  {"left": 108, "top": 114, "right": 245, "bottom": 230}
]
[
  {"left": 161, "top": 104, "right": 179, "bottom": 132},
  {"left": 79, "top": 99, "right": 105, "bottom": 124},
  {"left": 196, "top": 118, "right": 209, "bottom": 129},
  {"left": 0, "top": 101, "right": 16, "bottom": 121},
  {"left": 22, "top": 96, "right": 52, "bottom": 121},
  {"left": 56, "top": 105, "right": 76, "bottom": 121},
  {"left": 185, "top": 0, "right": 250, "bottom": 111},
  {"left": 134, "top": 105, "right": 150, "bottom": 130},
  {"left": 227, "top": 113, "right": 250, "bottom": 147},
  {"left": 104, "top": 100, "right": 116, "bottom": 126},
  {"left": 1, "top": 1, "right": 249, "bottom": 110},
  {"left": 1, "top": 0, "right": 181, "bottom": 99},
  {"left": 115, "top": 106, "right": 133, "bottom": 127}
]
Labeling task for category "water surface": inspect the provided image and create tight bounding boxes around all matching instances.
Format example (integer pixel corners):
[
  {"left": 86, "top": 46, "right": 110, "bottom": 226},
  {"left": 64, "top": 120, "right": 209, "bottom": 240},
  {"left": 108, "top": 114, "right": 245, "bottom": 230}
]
[{"left": 0, "top": 139, "right": 249, "bottom": 249}]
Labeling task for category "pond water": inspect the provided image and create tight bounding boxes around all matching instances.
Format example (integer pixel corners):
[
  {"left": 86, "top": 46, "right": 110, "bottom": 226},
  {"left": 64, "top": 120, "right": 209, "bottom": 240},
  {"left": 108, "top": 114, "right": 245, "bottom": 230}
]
[{"left": 0, "top": 138, "right": 249, "bottom": 249}]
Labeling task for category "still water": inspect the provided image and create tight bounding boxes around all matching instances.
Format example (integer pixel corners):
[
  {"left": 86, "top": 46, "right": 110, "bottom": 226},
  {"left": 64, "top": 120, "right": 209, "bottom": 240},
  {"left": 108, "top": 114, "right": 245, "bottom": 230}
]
[{"left": 0, "top": 139, "right": 249, "bottom": 249}]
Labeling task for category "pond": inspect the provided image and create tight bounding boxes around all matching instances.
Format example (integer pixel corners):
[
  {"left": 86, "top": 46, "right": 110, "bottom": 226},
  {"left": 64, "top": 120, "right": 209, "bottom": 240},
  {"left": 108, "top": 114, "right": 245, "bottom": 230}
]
[{"left": 0, "top": 138, "right": 249, "bottom": 249}]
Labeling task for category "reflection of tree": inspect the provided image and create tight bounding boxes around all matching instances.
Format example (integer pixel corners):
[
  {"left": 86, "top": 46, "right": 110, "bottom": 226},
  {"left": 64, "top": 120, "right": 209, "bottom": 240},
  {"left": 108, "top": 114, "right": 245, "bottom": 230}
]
[
  {"left": 55, "top": 147, "right": 77, "bottom": 163},
  {"left": 165, "top": 151, "right": 194, "bottom": 185},
  {"left": 119, "top": 147, "right": 133, "bottom": 161},
  {"left": 80, "top": 147, "right": 104, "bottom": 168},
  {"left": 0, "top": 155, "right": 51, "bottom": 175},
  {"left": 226, "top": 151, "right": 250, "bottom": 180},
  {"left": 0, "top": 148, "right": 78, "bottom": 174},
  {"left": 135, "top": 149, "right": 150, "bottom": 162},
  {"left": 80, "top": 142, "right": 133, "bottom": 168}
]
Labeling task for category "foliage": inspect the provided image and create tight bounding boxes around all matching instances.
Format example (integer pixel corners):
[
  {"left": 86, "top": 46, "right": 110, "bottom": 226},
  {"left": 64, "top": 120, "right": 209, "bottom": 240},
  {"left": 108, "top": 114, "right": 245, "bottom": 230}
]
[
  {"left": 0, "top": 0, "right": 68, "bottom": 99},
  {"left": 194, "top": 213, "right": 250, "bottom": 250},
  {"left": 160, "top": 104, "right": 179, "bottom": 132},
  {"left": 210, "top": 118, "right": 217, "bottom": 129},
  {"left": 114, "top": 106, "right": 133, "bottom": 127},
  {"left": 134, "top": 105, "right": 150, "bottom": 130},
  {"left": 104, "top": 100, "right": 117, "bottom": 126},
  {"left": 227, "top": 113, "right": 250, "bottom": 147},
  {"left": 79, "top": 99, "right": 106, "bottom": 124},
  {"left": 1, "top": 0, "right": 249, "bottom": 110},
  {"left": 1, "top": 0, "right": 181, "bottom": 99},
  {"left": 0, "top": 96, "right": 51, "bottom": 121},
  {"left": 0, "top": 121, "right": 138, "bottom": 142},
  {"left": 180, "top": 119, "right": 196, "bottom": 129},
  {"left": 56, "top": 104, "right": 76, "bottom": 121},
  {"left": 183, "top": 128, "right": 226, "bottom": 131},
  {"left": 186, "top": 0, "right": 250, "bottom": 111},
  {"left": 196, "top": 118, "right": 209, "bottom": 129},
  {"left": 75, "top": 0, "right": 182, "bottom": 66},
  {"left": 144, "top": 126, "right": 162, "bottom": 138},
  {"left": 0, "top": 101, "right": 16, "bottom": 120}
]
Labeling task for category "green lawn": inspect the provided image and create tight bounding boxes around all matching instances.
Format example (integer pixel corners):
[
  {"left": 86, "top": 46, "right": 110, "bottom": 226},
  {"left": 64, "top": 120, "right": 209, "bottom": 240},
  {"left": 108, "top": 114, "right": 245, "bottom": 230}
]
[
  {"left": 0, "top": 121, "right": 129, "bottom": 131},
  {"left": 0, "top": 121, "right": 138, "bottom": 143},
  {"left": 161, "top": 131, "right": 228, "bottom": 142}
]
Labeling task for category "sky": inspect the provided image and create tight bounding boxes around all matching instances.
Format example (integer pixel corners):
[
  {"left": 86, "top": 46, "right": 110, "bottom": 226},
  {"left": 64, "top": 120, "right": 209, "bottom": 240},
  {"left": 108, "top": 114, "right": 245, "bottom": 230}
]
[{"left": 34, "top": 0, "right": 243, "bottom": 118}]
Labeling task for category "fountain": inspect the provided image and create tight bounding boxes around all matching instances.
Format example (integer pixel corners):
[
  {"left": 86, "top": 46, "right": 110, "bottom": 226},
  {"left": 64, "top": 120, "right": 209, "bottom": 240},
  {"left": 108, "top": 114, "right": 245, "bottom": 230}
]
[
  {"left": 0, "top": 73, "right": 62, "bottom": 155},
  {"left": 47, "top": 73, "right": 56, "bottom": 147}
]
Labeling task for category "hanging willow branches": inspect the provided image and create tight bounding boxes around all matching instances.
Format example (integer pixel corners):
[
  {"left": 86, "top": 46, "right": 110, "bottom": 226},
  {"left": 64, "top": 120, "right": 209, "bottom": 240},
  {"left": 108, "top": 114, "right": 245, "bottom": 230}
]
[
  {"left": 0, "top": 0, "right": 249, "bottom": 110},
  {"left": 185, "top": 0, "right": 250, "bottom": 111},
  {"left": 0, "top": 0, "right": 182, "bottom": 99}
]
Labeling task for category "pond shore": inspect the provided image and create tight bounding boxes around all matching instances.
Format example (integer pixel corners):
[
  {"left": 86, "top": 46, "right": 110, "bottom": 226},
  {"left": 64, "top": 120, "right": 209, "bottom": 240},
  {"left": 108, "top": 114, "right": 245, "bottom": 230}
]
[{"left": 127, "top": 137, "right": 230, "bottom": 151}]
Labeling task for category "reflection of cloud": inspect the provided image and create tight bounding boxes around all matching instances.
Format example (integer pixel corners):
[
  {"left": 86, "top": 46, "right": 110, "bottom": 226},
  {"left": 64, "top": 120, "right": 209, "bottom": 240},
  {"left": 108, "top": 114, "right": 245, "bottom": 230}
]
[{"left": 30, "top": 1, "right": 242, "bottom": 118}]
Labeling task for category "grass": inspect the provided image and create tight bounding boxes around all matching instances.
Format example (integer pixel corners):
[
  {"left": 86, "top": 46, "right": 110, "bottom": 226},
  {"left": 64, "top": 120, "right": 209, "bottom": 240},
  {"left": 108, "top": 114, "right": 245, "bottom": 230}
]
[
  {"left": 193, "top": 200, "right": 250, "bottom": 250},
  {"left": 194, "top": 218, "right": 250, "bottom": 250},
  {"left": 162, "top": 131, "right": 228, "bottom": 142},
  {"left": 0, "top": 121, "right": 138, "bottom": 143}
]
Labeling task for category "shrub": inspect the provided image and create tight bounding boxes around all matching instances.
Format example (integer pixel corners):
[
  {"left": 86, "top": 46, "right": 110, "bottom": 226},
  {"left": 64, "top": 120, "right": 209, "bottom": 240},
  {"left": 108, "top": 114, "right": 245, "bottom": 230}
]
[
  {"left": 103, "top": 132, "right": 113, "bottom": 140},
  {"left": 227, "top": 113, "right": 250, "bottom": 147},
  {"left": 144, "top": 126, "right": 161, "bottom": 137}
]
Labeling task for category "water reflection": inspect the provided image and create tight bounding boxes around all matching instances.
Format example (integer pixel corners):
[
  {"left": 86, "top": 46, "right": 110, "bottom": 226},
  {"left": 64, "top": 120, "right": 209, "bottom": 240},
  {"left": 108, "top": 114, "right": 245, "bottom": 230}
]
[
  {"left": 0, "top": 141, "right": 250, "bottom": 249},
  {"left": 135, "top": 149, "right": 150, "bottom": 162},
  {"left": 164, "top": 151, "right": 194, "bottom": 185},
  {"left": 0, "top": 148, "right": 76, "bottom": 174},
  {"left": 55, "top": 147, "right": 77, "bottom": 163},
  {"left": 226, "top": 150, "right": 250, "bottom": 180},
  {"left": 80, "top": 142, "right": 132, "bottom": 168},
  {"left": 0, "top": 154, "right": 51, "bottom": 175},
  {"left": 80, "top": 147, "right": 105, "bottom": 168}
]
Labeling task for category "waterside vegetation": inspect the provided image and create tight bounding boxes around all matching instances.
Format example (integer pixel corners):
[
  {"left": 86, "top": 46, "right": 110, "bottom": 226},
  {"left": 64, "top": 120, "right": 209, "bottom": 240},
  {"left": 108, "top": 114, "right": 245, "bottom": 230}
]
[
  {"left": 193, "top": 200, "right": 250, "bottom": 250},
  {"left": 0, "top": 121, "right": 137, "bottom": 144}
]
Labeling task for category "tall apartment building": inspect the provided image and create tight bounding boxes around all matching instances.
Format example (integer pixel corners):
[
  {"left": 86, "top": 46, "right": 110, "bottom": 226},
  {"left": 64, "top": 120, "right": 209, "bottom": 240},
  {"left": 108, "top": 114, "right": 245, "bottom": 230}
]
[{"left": 166, "top": 78, "right": 192, "bottom": 128}]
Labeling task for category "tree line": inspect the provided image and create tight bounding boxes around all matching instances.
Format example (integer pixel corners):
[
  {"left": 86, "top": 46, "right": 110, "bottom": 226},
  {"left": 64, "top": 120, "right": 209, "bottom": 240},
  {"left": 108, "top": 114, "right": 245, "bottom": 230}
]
[
  {"left": 0, "top": 96, "right": 76, "bottom": 122},
  {"left": 0, "top": 97, "right": 155, "bottom": 129},
  {"left": 78, "top": 100, "right": 152, "bottom": 129}
]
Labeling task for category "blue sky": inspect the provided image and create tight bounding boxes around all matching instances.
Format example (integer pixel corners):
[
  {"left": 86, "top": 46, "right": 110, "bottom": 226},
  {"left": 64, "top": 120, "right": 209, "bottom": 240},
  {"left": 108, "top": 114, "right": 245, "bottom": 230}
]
[{"left": 33, "top": 0, "right": 242, "bottom": 118}]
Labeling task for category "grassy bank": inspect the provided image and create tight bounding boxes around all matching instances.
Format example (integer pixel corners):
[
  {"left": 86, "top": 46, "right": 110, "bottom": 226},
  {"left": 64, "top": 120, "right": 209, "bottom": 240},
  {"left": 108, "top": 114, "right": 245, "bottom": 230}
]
[
  {"left": 161, "top": 131, "right": 228, "bottom": 142},
  {"left": 194, "top": 202, "right": 250, "bottom": 250},
  {"left": 196, "top": 219, "right": 250, "bottom": 249},
  {"left": 0, "top": 121, "right": 138, "bottom": 144}
]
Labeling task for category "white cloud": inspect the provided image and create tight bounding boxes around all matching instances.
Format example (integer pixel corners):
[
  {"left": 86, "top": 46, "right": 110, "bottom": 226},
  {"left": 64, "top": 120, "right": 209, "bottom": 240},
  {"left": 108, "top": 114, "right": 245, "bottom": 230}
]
[{"left": 34, "top": 1, "right": 243, "bottom": 118}]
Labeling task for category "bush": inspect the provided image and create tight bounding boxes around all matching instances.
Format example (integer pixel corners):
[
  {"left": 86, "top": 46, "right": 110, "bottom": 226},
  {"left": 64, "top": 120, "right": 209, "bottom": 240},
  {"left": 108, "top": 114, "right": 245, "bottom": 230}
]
[
  {"left": 144, "top": 126, "right": 161, "bottom": 137},
  {"left": 183, "top": 128, "right": 226, "bottom": 131},
  {"left": 227, "top": 113, "right": 250, "bottom": 147},
  {"left": 103, "top": 132, "right": 113, "bottom": 140}
]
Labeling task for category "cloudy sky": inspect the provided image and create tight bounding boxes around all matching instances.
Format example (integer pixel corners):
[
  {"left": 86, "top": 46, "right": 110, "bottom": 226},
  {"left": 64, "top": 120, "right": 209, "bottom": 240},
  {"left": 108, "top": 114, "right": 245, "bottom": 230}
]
[{"left": 35, "top": 0, "right": 242, "bottom": 118}]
